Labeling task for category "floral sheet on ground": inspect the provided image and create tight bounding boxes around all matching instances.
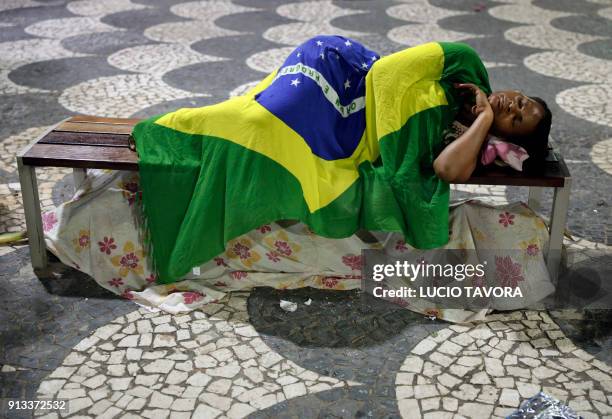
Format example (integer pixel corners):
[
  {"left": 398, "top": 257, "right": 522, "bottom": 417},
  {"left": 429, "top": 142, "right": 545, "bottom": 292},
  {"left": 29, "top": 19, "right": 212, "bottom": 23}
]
[{"left": 43, "top": 170, "right": 555, "bottom": 323}]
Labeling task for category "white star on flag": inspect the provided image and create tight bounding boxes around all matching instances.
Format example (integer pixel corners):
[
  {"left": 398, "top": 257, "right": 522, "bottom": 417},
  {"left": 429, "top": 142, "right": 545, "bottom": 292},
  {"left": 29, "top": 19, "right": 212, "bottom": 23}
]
[
  {"left": 320, "top": 52, "right": 325, "bottom": 60},
  {"left": 344, "top": 40, "right": 352, "bottom": 47},
  {"left": 344, "top": 79, "right": 351, "bottom": 89},
  {"left": 290, "top": 78, "right": 300, "bottom": 87},
  {"left": 361, "top": 62, "right": 368, "bottom": 69},
  {"left": 316, "top": 40, "right": 323, "bottom": 46},
  {"left": 371, "top": 56, "right": 377, "bottom": 61},
  {"left": 297, "top": 52, "right": 301, "bottom": 57}
]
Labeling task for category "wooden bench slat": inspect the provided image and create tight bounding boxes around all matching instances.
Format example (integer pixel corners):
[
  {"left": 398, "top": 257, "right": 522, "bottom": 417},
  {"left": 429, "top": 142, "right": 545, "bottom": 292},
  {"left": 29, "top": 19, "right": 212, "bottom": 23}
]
[
  {"left": 56, "top": 121, "right": 135, "bottom": 135},
  {"left": 23, "top": 143, "right": 138, "bottom": 171},
  {"left": 22, "top": 116, "right": 570, "bottom": 188},
  {"left": 39, "top": 131, "right": 131, "bottom": 147},
  {"left": 67, "top": 115, "right": 142, "bottom": 125}
]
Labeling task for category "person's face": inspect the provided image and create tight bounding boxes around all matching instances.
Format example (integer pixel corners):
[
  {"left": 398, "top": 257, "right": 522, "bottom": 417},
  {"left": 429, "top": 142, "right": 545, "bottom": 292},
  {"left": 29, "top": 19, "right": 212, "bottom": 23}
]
[{"left": 488, "top": 90, "right": 544, "bottom": 138}]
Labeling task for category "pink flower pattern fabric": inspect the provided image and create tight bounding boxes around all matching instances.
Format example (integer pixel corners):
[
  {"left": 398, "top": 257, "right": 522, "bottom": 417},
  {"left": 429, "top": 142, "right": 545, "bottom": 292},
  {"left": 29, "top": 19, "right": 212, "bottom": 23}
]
[
  {"left": 98, "top": 236, "right": 117, "bottom": 255},
  {"left": 526, "top": 244, "right": 539, "bottom": 256},
  {"left": 43, "top": 169, "right": 554, "bottom": 322},
  {"left": 274, "top": 240, "right": 293, "bottom": 256},
  {"left": 498, "top": 211, "right": 515, "bottom": 227},
  {"left": 395, "top": 240, "right": 408, "bottom": 252},
  {"left": 321, "top": 277, "right": 339, "bottom": 288},
  {"left": 229, "top": 271, "right": 248, "bottom": 280},
  {"left": 183, "top": 291, "right": 204, "bottom": 305},
  {"left": 42, "top": 211, "right": 58, "bottom": 232},
  {"left": 214, "top": 257, "right": 228, "bottom": 267},
  {"left": 108, "top": 278, "right": 123, "bottom": 288},
  {"left": 495, "top": 255, "right": 525, "bottom": 288},
  {"left": 258, "top": 224, "right": 272, "bottom": 234},
  {"left": 342, "top": 254, "right": 362, "bottom": 270}
]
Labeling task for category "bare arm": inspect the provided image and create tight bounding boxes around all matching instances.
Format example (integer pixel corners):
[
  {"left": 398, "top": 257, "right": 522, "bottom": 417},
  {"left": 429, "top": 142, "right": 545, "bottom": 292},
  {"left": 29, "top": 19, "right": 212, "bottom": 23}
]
[{"left": 433, "top": 83, "right": 494, "bottom": 183}]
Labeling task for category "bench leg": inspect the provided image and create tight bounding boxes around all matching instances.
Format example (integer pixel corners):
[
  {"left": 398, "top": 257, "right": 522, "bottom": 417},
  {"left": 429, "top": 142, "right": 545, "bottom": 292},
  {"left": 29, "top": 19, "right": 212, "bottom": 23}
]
[
  {"left": 528, "top": 186, "right": 543, "bottom": 213},
  {"left": 546, "top": 178, "right": 572, "bottom": 283},
  {"left": 73, "top": 168, "right": 87, "bottom": 192},
  {"left": 17, "top": 158, "right": 48, "bottom": 271}
]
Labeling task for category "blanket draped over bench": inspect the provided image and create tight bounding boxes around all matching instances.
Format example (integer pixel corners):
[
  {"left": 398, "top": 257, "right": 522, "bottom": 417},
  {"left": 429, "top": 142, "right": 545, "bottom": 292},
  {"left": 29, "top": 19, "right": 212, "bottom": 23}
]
[{"left": 133, "top": 37, "right": 491, "bottom": 283}]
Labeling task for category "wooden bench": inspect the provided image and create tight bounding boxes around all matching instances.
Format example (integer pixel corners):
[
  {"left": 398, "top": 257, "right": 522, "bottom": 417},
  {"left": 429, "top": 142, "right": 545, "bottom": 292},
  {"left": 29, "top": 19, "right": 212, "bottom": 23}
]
[{"left": 17, "top": 115, "right": 572, "bottom": 280}]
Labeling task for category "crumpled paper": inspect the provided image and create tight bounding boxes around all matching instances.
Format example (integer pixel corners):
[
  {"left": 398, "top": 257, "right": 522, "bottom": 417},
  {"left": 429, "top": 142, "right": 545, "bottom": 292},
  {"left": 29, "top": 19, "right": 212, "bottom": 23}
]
[{"left": 279, "top": 300, "right": 298, "bottom": 312}]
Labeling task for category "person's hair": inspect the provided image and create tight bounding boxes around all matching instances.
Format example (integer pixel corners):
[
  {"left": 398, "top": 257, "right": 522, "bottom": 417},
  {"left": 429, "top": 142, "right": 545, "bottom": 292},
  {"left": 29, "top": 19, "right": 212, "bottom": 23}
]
[{"left": 508, "top": 96, "right": 552, "bottom": 170}]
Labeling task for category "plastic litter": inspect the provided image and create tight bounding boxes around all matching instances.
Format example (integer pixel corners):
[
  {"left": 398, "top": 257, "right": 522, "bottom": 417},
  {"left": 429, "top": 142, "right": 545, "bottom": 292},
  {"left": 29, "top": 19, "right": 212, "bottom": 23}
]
[
  {"left": 506, "top": 392, "right": 580, "bottom": 419},
  {"left": 304, "top": 298, "right": 312, "bottom": 306},
  {"left": 279, "top": 300, "right": 298, "bottom": 312}
]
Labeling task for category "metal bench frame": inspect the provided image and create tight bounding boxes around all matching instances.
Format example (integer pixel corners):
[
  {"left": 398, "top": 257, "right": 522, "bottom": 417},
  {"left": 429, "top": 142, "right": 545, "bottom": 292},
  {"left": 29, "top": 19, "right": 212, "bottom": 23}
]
[{"left": 16, "top": 116, "right": 572, "bottom": 281}]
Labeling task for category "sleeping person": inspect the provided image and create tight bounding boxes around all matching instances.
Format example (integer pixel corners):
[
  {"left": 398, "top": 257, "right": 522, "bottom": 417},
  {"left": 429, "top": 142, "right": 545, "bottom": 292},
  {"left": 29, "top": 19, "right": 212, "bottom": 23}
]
[
  {"left": 43, "top": 36, "right": 555, "bottom": 322},
  {"left": 434, "top": 84, "right": 551, "bottom": 182}
]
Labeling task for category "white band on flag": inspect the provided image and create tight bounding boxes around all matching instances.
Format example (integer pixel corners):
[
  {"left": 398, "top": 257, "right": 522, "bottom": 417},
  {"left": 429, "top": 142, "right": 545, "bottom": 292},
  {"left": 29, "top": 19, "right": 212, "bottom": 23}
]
[{"left": 273, "top": 63, "right": 365, "bottom": 118}]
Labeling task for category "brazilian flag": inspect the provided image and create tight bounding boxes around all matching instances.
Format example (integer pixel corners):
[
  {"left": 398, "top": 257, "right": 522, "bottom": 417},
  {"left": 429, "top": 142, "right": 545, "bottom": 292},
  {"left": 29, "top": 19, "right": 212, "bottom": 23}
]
[{"left": 133, "top": 37, "right": 491, "bottom": 283}]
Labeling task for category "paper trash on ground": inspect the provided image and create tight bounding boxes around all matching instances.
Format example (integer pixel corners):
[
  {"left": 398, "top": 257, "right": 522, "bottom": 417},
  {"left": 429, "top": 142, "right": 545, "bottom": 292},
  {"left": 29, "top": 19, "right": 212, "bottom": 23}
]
[{"left": 280, "top": 300, "right": 298, "bottom": 312}]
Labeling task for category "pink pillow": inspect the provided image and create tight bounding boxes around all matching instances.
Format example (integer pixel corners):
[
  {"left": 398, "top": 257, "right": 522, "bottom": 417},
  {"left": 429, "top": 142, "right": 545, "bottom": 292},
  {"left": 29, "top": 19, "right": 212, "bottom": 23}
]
[
  {"left": 446, "top": 121, "right": 530, "bottom": 171},
  {"left": 480, "top": 135, "right": 529, "bottom": 171}
]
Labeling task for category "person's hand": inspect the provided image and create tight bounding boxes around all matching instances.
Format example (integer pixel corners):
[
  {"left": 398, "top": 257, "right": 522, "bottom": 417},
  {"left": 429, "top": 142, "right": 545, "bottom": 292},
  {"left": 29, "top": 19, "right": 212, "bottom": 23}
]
[{"left": 454, "top": 83, "right": 493, "bottom": 120}]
